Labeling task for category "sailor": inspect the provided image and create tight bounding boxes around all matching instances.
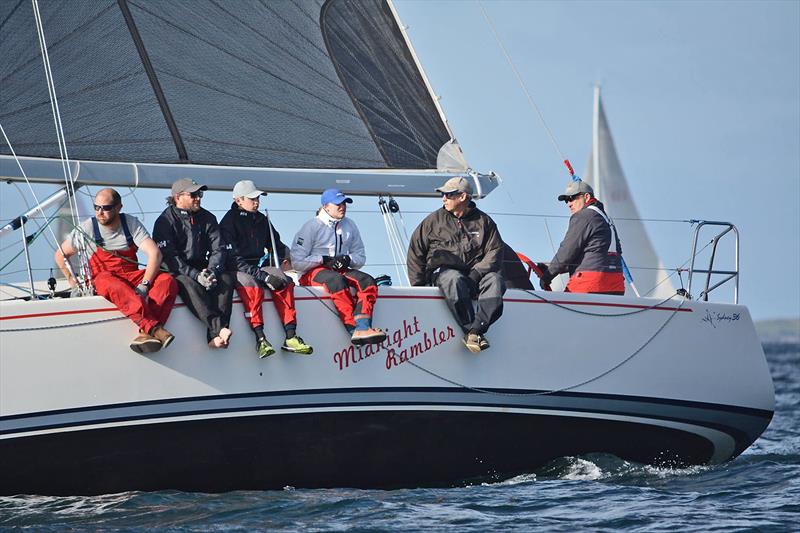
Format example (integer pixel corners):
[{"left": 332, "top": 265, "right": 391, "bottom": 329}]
[
  {"left": 220, "top": 180, "right": 313, "bottom": 357},
  {"left": 55, "top": 188, "right": 178, "bottom": 353},
  {"left": 406, "top": 177, "right": 506, "bottom": 353},
  {"left": 290, "top": 188, "right": 386, "bottom": 346},
  {"left": 153, "top": 178, "right": 236, "bottom": 348},
  {"left": 537, "top": 180, "right": 625, "bottom": 294}
]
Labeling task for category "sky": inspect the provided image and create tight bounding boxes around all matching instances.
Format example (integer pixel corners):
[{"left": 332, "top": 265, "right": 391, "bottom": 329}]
[{"left": 0, "top": 0, "right": 798, "bottom": 321}]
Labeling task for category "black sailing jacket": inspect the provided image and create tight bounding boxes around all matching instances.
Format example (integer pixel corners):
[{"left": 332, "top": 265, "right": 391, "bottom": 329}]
[
  {"left": 407, "top": 202, "right": 503, "bottom": 286},
  {"left": 219, "top": 202, "right": 289, "bottom": 278},
  {"left": 152, "top": 205, "right": 226, "bottom": 280}
]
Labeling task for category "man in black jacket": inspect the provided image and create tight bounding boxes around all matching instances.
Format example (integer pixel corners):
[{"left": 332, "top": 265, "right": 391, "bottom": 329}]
[
  {"left": 220, "top": 180, "right": 313, "bottom": 358},
  {"left": 407, "top": 177, "right": 506, "bottom": 353},
  {"left": 153, "top": 178, "right": 235, "bottom": 349}
]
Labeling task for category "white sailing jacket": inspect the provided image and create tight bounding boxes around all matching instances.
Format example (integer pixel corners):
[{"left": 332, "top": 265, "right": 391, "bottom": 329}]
[{"left": 290, "top": 210, "right": 366, "bottom": 274}]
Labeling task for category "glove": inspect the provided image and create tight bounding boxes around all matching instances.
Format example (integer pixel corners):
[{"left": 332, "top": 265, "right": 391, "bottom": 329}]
[
  {"left": 536, "top": 262, "right": 553, "bottom": 290},
  {"left": 468, "top": 270, "right": 482, "bottom": 285},
  {"left": 196, "top": 269, "right": 217, "bottom": 290},
  {"left": 330, "top": 255, "right": 351, "bottom": 271},
  {"left": 321, "top": 255, "right": 334, "bottom": 267},
  {"left": 257, "top": 271, "right": 287, "bottom": 291},
  {"left": 134, "top": 283, "right": 149, "bottom": 297}
]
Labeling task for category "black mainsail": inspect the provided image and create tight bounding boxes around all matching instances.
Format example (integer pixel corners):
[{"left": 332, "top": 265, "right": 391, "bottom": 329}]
[{"left": 0, "top": 0, "right": 496, "bottom": 196}]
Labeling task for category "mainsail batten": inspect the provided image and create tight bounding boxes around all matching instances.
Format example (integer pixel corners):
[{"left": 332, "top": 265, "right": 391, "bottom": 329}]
[{"left": 0, "top": 0, "right": 475, "bottom": 196}]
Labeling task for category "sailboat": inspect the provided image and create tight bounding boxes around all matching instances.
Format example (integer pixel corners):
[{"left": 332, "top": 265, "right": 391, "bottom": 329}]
[
  {"left": 0, "top": 0, "right": 773, "bottom": 495},
  {"left": 585, "top": 86, "right": 676, "bottom": 299}
]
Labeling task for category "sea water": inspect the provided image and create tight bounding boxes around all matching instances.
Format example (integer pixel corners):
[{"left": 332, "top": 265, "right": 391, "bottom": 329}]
[{"left": 1, "top": 340, "right": 797, "bottom": 532}]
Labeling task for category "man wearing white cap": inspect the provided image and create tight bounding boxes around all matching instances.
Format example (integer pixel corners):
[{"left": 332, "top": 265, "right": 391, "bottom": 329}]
[
  {"left": 537, "top": 179, "right": 624, "bottom": 294},
  {"left": 220, "top": 180, "right": 313, "bottom": 357},
  {"left": 407, "top": 177, "right": 506, "bottom": 353}
]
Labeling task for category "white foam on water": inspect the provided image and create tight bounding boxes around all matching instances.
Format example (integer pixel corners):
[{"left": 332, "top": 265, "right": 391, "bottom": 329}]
[{"left": 561, "top": 457, "right": 604, "bottom": 480}]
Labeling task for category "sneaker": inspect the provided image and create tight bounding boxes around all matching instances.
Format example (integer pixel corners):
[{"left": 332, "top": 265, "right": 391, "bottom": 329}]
[
  {"left": 351, "top": 327, "right": 387, "bottom": 346},
  {"left": 130, "top": 333, "right": 162, "bottom": 354},
  {"left": 208, "top": 336, "right": 225, "bottom": 349},
  {"left": 282, "top": 336, "right": 314, "bottom": 355},
  {"left": 257, "top": 338, "right": 276, "bottom": 358},
  {"left": 478, "top": 335, "right": 490, "bottom": 351},
  {"left": 463, "top": 333, "right": 482, "bottom": 353},
  {"left": 150, "top": 325, "right": 175, "bottom": 349}
]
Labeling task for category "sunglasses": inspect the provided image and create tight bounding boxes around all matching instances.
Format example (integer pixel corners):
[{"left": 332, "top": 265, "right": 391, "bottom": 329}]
[
  {"left": 441, "top": 191, "right": 462, "bottom": 199},
  {"left": 565, "top": 193, "right": 584, "bottom": 203},
  {"left": 182, "top": 191, "right": 204, "bottom": 199},
  {"left": 93, "top": 203, "right": 118, "bottom": 212}
]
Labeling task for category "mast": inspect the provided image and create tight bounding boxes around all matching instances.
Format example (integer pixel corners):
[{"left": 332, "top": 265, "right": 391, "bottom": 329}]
[{"left": 592, "top": 85, "right": 601, "bottom": 199}]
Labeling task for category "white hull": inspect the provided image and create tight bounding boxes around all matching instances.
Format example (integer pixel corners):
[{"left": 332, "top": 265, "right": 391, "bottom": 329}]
[{"left": 0, "top": 287, "right": 774, "bottom": 494}]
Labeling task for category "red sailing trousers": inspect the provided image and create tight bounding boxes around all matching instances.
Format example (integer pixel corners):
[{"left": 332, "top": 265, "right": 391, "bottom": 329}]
[
  {"left": 565, "top": 270, "right": 625, "bottom": 295},
  {"left": 235, "top": 271, "right": 297, "bottom": 328},
  {"left": 89, "top": 245, "right": 178, "bottom": 334},
  {"left": 299, "top": 266, "right": 377, "bottom": 328}
]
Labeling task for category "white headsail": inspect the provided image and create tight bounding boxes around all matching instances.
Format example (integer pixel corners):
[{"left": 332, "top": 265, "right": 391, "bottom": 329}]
[{"left": 585, "top": 86, "right": 675, "bottom": 298}]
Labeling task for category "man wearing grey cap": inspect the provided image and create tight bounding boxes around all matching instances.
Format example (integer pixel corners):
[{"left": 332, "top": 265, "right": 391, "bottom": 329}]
[
  {"left": 153, "top": 178, "right": 235, "bottom": 348},
  {"left": 407, "top": 176, "right": 506, "bottom": 353},
  {"left": 536, "top": 179, "right": 624, "bottom": 295},
  {"left": 220, "top": 180, "right": 313, "bottom": 358}
]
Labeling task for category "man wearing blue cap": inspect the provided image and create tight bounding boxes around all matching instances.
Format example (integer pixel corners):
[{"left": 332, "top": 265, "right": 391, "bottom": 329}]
[{"left": 290, "top": 188, "right": 386, "bottom": 345}]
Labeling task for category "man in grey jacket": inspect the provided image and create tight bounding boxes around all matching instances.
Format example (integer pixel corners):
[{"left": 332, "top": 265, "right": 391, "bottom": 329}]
[
  {"left": 407, "top": 177, "right": 506, "bottom": 353},
  {"left": 537, "top": 180, "right": 624, "bottom": 294}
]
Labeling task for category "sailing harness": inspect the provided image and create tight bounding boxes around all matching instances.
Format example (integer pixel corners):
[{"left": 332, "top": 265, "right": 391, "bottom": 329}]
[{"left": 586, "top": 204, "right": 639, "bottom": 296}]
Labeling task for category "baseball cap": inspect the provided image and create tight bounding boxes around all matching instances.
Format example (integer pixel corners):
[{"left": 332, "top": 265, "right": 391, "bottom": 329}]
[
  {"left": 435, "top": 176, "right": 472, "bottom": 195},
  {"left": 171, "top": 178, "right": 207, "bottom": 196},
  {"left": 321, "top": 188, "right": 353, "bottom": 205},
  {"left": 557, "top": 179, "right": 594, "bottom": 201},
  {"left": 232, "top": 180, "right": 266, "bottom": 199}
]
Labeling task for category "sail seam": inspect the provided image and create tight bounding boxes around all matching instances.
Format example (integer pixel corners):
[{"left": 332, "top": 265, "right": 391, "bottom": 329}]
[{"left": 117, "top": 0, "right": 189, "bottom": 163}]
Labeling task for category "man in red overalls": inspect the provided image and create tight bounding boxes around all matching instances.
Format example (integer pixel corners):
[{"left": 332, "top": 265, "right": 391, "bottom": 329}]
[{"left": 55, "top": 188, "right": 179, "bottom": 353}]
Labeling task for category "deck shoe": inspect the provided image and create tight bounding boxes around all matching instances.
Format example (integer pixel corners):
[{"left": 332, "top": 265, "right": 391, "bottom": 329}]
[
  {"left": 150, "top": 325, "right": 175, "bottom": 349},
  {"left": 351, "top": 327, "right": 387, "bottom": 346},
  {"left": 130, "top": 333, "right": 162, "bottom": 354},
  {"left": 463, "top": 333, "right": 482, "bottom": 353},
  {"left": 257, "top": 338, "right": 276, "bottom": 358},
  {"left": 478, "top": 335, "right": 490, "bottom": 351},
  {"left": 281, "top": 336, "right": 313, "bottom": 355}
]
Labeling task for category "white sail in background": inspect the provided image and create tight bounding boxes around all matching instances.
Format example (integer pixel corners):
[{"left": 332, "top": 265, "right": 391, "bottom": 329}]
[{"left": 585, "top": 86, "right": 675, "bottom": 298}]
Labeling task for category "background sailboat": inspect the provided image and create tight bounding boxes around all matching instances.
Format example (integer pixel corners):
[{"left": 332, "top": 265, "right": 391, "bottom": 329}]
[{"left": 584, "top": 86, "right": 676, "bottom": 299}]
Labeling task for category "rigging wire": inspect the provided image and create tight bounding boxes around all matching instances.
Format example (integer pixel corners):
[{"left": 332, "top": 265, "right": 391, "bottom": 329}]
[
  {"left": 477, "top": 0, "right": 576, "bottom": 178},
  {"left": 31, "top": 0, "right": 93, "bottom": 294}
]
